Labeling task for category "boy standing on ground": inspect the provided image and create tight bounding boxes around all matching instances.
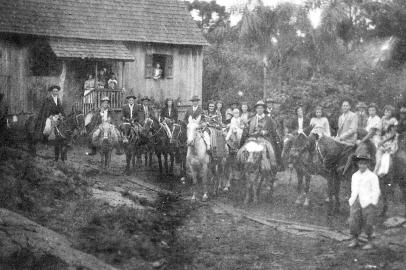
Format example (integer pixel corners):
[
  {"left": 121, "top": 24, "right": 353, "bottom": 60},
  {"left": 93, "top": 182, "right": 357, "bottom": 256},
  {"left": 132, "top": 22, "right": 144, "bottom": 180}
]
[{"left": 348, "top": 153, "right": 381, "bottom": 250}]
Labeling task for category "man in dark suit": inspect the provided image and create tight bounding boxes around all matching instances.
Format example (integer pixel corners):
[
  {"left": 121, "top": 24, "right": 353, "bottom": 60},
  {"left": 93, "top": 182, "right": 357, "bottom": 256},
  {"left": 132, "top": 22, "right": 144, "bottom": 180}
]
[
  {"left": 248, "top": 100, "right": 283, "bottom": 170},
  {"left": 137, "top": 96, "right": 154, "bottom": 125},
  {"left": 121, "top": 95, "right": 137, "bottom": 123},
  {"left": 184, "top": 95, "right": 203, "bottom": 124},
  {"left": 34, "top": 85, "right": 65, "bottom": 142}
]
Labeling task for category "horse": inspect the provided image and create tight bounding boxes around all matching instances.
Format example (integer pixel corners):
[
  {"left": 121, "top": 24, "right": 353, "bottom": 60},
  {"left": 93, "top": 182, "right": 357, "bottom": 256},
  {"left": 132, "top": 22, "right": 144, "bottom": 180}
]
[
  {"left": 92, "top": 122, "right": 120, "bottom": 170},
  {"left": 186, "top": 119, "right": 211, "bottom": 201},
  {"left": 314, "top": 134, "right": 360, "bottom": 215},
  {"left": 25, "top": 108, "right": 84, "bottom": 156},
  {"left": 171, "top": 121, "right": 188, "bottom": 179},
  {"left": 143, "top": 117, "right": 174, "bottom": 176},
  {"left": 236, "top": 137, "right": 277, "bottom": 204},
  {"left": 119, "top": 121, "right": 141, "bottom": 174},
  {"left": 380, "top": 133, "right": 406, "bottom": 217},
  {"left": 282, "top": 132, "right": 316, "bottom": 207}
]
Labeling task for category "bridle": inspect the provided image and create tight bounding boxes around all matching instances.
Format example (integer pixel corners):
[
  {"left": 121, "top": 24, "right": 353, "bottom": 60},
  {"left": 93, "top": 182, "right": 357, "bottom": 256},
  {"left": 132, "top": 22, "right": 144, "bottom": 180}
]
[{"left": 120, "top": 122, "right": 138, "bottom": 143}]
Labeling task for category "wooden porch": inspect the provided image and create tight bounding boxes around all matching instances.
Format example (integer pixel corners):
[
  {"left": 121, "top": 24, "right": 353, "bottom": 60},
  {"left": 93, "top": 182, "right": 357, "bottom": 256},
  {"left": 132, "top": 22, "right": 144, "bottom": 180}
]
[{"left": 82, "top": 88, "right": 124, "bottom": 115}]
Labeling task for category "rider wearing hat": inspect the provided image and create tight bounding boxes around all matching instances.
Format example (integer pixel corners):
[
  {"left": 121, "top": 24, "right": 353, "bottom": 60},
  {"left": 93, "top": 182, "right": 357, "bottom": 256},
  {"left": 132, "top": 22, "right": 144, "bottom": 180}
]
[
  {"left": 86, "top": 96, "right": 113, "bottom": 155},
  {"left": 34, "top": 85, "right": 65, "bottom": 141},
  {"left": 248, "top": 100, "right": 283, "bottom": 170},
  {"left": 184, "top": 95, "right": 203, "bottom": 124},
  {"left": 122, "top": 95, "right": 137, "bottom": 123},
  {"left": 137, "top": 96, "right": 154, "bottom": 124}
]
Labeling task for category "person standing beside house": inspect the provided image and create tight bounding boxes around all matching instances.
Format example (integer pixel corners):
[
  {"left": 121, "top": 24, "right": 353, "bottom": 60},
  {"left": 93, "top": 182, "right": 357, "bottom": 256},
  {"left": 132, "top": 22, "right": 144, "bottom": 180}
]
[
  {"left": 97, "top": 68, "right": 108, "bottom": 88},
  {"left": 160, "top": 98, "right": 178, "bottom": 123},
  {"left": 215, "top": 100, "right": 225, "bottom": 124},
  {"left": 34, "top": 85, "right": 65, "bottom": 142},
  {"left": 184, "top": 95, "right": 203, "bottom": 124},
  {"left": 348, "top": 153, "right": 380, "bottom": 250},
  {"left": 86, "top": 96, "right": 113, "bottom": 155},
  {"left": 84, "top": 74, "right": 95, "bottom": 91},
  {"left": 121, "top": 95, "right": 137, "bottom": 123},
  {"left": 137, "top": 96, "right": 154, "bottom": 125}
]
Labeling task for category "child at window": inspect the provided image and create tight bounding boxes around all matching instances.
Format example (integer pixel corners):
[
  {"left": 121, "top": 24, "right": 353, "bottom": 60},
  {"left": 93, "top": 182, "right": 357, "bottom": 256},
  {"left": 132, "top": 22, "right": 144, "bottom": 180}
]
[
  {"left": 153, "top": 63, "right": 163, "bottom": 80},
  {"left": 108, "top": 73, "right": 118, "bottom": 89}
]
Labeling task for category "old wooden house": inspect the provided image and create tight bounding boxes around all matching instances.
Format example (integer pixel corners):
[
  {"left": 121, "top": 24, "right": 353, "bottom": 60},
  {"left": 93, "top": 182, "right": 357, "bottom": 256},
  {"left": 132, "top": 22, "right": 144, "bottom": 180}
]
[{"left": 0, "top": 0, "right": 207, "bottom": 118}]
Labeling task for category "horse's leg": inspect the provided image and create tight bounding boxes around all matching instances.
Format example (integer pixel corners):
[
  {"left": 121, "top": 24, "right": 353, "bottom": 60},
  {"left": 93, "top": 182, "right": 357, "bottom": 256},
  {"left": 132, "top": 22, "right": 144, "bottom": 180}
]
[
  {"left": 61, "top": 143, "right": 67, "bottom": 162},
  {"left": 149, "top": 148, "right": 153, "bottom": 167},
  {"left": 303, "top": 174, "right": 311, "bottom": 207},
  {"left": 326, "top": 174, "right": 334, "bottom": 216},
  {"left": 295, "top": 169, "right": 304, "bottom": 205},
  {"left": 157, "top": 152, "right": 163, "bottom": 177},
  {"left": 334, "top": 176, "right": 341, "bottom": 213},
  {"left": 201, "top": 162, "right": 209, "bottom": 200},
  {"left": 380, "top": 179, "right": 389, "bottom": 217},
  {"left": 401, "top": 183, "right": 406, "bottom": 217},
  {"left": 170, "top": 152, "right": 174, "bottom": 175},
  {"left": 244, "top": 174, "right": 251, "bottom": 205},
  {"left": 131, "top": 150, "right": 136, "bottom": 170},
  {"left": 164, "top": 152, "right": 169, "bottom": 175},
  {"left": 252, "top": 174, "right": 261, "bottom": 204},
  {"left": 125, "top": 151, "right": 131, "bottom": 174}
]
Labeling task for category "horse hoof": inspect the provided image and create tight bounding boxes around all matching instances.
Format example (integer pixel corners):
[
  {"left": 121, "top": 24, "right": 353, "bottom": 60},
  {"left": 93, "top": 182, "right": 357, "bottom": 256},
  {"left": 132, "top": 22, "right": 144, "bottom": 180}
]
[
  {"left": 202, "top": 193, "right": 208, "bottom": 202},
  {"left": 303, "top": 198, "right": 310, "bottom": 207}
]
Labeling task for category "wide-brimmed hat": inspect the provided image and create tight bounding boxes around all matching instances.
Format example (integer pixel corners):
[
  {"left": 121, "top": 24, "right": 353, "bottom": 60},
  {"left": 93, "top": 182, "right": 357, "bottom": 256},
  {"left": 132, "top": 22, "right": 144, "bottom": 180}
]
[
  {"left": 141, "top": 96, "right": 151, "bottom": 101},
  {"left": 190, "top": 95, "right": 200, "bottom": 102},
  {"left": 353, "top": 153, "right": 372, "bottom": 162},
  {"left": 48, "top": 85, "right": 61, "bottom": 92},
  {"left": 400, "top": 106, "right": 406, "bottom": 113},
  {"left": 254, "top": 100, "right": 266, "bottom": 109},
  {"left": 383, "top": 105, "right": 395, "bottom": 112},
  {"left": 356, "top": 102, "right": 368, "bottom": 109},
  {"left": 208, "top": 100, "right": 216, "bottom": 106},
  {"left": 126, "top": 95, "right": 137, "bottom": 100},
  {"left": 101, "top": 96, "right": 110, "bottom": 102}
]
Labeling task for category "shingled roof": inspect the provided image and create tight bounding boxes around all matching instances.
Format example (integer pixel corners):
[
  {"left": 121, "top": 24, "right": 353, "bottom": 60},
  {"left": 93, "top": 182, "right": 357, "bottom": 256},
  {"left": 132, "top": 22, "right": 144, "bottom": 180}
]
[{"left": 0, "top": 0, "right": 208, "bottom": 46}]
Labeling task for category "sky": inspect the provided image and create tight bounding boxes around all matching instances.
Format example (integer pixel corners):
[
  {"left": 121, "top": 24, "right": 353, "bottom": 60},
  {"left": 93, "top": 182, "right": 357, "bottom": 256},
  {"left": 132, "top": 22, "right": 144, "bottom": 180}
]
[{"left": 197, "top": 0, "right": 307, "bottom": 26}]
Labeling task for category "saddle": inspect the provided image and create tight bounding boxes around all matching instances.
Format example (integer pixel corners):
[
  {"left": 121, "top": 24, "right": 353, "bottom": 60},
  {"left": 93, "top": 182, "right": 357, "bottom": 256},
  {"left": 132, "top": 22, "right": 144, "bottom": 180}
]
[{"left": 203, "top": 127, "right": 227, "bottom": 159}]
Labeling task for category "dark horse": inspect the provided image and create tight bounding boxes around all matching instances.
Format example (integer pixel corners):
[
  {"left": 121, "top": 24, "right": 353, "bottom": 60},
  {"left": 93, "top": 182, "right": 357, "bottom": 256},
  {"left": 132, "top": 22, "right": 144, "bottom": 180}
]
[
  {"left": 143, "top": 117, "right": 174, "bottom": 176},
  {"left": 380, "top": 133, "right": 406, "bottom": 217},
  {"left": 25, "top": 108, "right": 84, "bottom": 157},
  {"left": 282, "top": 132, "right": 316, "bottom": 207},
  {"left": 283, "top": 133, "right": 362, "bottom": 215},
  {"left": 170, "top": 121, "right": 188, "bottom": 179},
  {"left": 119, "top": 121, "right": 141, "bottom": 174}
]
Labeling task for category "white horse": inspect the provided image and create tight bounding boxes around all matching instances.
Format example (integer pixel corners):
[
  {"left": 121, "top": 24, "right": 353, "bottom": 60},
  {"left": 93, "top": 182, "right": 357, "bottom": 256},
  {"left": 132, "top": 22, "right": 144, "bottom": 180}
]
[{"left": 186, "top": 118, "right": 210, "bottom": 201}]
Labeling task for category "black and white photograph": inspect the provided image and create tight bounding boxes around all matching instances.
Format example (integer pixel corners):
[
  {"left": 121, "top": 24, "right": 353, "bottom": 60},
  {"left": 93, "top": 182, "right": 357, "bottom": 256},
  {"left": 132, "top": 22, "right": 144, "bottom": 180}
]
[{"left": 0, "top": 0, "right": 406, "bottom": 269}]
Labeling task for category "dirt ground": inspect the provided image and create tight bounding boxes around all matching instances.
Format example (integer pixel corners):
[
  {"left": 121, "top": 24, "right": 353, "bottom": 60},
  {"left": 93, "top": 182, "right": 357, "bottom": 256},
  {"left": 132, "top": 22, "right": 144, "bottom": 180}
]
[{"left": 1, "top": 143, "right": 406, "bottom": 269}]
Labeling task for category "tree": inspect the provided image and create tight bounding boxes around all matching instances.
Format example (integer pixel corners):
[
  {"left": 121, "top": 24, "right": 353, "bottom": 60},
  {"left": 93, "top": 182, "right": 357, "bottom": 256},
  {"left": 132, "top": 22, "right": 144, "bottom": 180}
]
[{"left": 186, "top": 0, "right": 230, "bottom": 33}]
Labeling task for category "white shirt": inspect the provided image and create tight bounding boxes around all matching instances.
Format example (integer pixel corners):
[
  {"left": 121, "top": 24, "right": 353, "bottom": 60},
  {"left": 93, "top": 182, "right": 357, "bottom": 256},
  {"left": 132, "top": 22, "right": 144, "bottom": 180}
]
[
  {"left": 129, "top": 104, "right": 134, "bottom": 118},
  {"left": 366, "top": 115, "right": 381, "bottom": 133},
  {"left": 144, "top": 105, "right": 149, "bottom": 116},
  {"left": 101, "top": 109, "right": 108, "bottom": 122},
  {"left": 349, "top": 169, "right": 380, "bottom": 208},
  {"left": 53, "top": 96, "right": 58, "bottom": 105},
  {"left": 298, "top": 117, "right": 304, "bottom": 133},
  {"left": 192, "top": 106, "right": 198, "bottom": 112}
]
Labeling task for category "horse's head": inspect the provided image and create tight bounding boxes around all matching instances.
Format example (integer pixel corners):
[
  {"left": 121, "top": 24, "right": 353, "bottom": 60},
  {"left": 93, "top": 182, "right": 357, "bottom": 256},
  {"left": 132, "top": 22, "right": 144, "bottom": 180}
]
[
  {"left": 119, "top": 122, "right": 134, "bottom": 145},
  {"left": 283, "top": 132, "right": 315, "bottom": 165},
  {"left": 99, "top": 122, "right": 113, "bottom": 143},
  {"left": 187, "top": 120, "right": 200, "bottom": 146}
]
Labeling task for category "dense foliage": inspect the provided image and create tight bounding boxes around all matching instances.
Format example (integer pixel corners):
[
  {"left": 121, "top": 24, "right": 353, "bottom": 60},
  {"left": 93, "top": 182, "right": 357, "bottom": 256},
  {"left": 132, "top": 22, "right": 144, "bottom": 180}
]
[{"left": 187, "top": 0, "right": 406, "bottom": 116}]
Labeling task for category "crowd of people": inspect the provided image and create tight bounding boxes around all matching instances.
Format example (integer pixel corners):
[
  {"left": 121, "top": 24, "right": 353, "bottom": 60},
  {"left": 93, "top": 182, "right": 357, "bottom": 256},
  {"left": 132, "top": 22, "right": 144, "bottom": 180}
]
[{"left": 5, "top": 85, "right": 406, "bottom": 251}]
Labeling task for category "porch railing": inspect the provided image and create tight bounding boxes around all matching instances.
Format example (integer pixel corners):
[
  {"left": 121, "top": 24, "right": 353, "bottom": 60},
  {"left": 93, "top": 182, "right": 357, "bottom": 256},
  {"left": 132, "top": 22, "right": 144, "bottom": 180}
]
[{"left": 83, "top": 88, "right": 124, "bottom": 115}]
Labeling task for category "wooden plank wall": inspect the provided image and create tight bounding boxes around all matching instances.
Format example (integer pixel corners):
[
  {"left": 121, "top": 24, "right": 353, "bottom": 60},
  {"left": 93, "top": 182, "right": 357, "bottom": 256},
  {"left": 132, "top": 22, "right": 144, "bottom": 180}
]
[{"left": 124, "top": 43, "right": 203, "bottom": 106}]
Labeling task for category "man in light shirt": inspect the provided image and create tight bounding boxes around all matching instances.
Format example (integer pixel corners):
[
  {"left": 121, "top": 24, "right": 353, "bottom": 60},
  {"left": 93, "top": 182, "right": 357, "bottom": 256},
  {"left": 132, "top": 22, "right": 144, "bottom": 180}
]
[{"left": 348, "top": 153, "right": 380, "bottom": 250}]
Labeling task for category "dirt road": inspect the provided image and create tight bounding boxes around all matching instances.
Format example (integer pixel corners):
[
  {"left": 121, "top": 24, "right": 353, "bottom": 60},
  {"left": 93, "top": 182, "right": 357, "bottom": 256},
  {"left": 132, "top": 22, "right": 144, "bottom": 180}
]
[{"left": 1, "top": 145, "right": 405, "bottom": 269}]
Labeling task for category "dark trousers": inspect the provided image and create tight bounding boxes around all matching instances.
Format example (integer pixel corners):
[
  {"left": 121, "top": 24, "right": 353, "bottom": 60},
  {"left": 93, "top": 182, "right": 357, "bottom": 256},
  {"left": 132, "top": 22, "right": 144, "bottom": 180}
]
[{"left": 349, "top": 198, "right": 376, "bottom": 239}]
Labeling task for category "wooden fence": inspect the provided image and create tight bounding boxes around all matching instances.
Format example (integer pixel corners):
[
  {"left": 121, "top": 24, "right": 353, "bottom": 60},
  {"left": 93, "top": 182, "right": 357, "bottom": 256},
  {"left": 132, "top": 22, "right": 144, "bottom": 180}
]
[{"left": 83, "top": 88, "right": 124, "bottom": 114}]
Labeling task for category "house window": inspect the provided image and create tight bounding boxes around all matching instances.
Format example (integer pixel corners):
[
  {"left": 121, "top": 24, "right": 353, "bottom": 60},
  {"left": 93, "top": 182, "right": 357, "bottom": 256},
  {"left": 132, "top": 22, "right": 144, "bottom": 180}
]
[
  {"left": 145, "top": 54, "right": 173, "bottom": 79},
  {"left": 29, "top": 42, "right": 61, "bottom": 76}
]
